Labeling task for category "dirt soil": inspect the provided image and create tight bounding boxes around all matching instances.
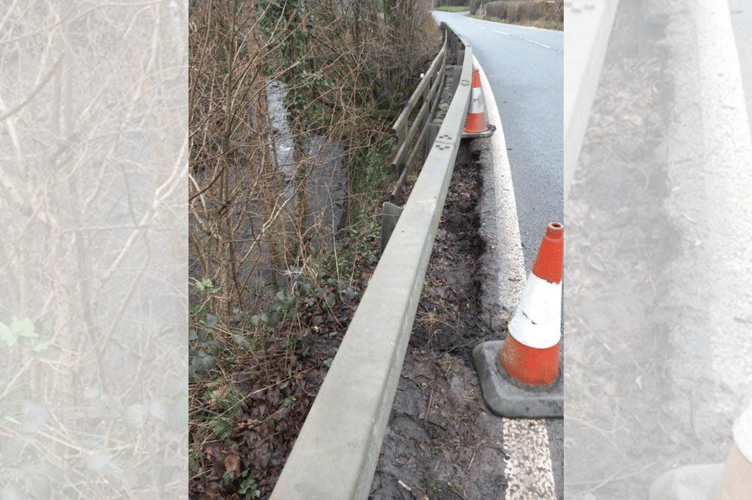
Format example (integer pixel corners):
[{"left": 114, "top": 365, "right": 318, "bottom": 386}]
[
  {"left": 370, "top": 141, "right": 511, "bottom": 499},
  {"left": 563, "top": 1, "right": 733, "bottom": 499},
  {"left": 398, "top": 143, "right": 493, "bottom": 366}
]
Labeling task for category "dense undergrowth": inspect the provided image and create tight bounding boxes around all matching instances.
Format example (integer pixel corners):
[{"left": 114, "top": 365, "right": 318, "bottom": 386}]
[
  {"left": 189, "top": 1, "right": 440, "bottom": 497},
  {"left": 470, "top": 0, "right": 564, "bottom": 30}
]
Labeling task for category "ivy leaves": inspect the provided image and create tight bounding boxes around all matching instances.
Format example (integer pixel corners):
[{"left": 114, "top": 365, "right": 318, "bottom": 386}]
[{"left": 0, "top": 317, "right": 48, "bottom": 352}]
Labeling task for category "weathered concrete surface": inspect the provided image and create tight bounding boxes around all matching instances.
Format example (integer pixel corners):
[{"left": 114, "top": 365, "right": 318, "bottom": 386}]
[{"left": 563, "top": 0, "right": 620, "bottom": 201}]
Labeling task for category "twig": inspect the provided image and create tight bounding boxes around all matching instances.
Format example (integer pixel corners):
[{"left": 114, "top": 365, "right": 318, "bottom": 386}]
[
  {"left": 568, "top": 458, "right": 662, "bottom": 495},
  {"left": 397, "top": 480, "right": 412, "bottom": 492},
  {"left": 424, "top": 389, "right": 434, "bottom": 425},
  {"left": 448, "top": 487, "right": 466, "bottom": 500}
]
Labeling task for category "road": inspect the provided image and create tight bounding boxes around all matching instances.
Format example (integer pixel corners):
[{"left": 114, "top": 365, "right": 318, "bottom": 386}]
[
  {"left": 432, "top": 11, "right": 563, "bottom": 273},
  {"left": 433, "top": 11, "right": 563, "bottom": 500}
]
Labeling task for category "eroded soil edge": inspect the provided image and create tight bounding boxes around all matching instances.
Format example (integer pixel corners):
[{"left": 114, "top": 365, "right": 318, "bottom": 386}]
[{"left": 370, "top": 140, "right": 512, "bottom": 500}]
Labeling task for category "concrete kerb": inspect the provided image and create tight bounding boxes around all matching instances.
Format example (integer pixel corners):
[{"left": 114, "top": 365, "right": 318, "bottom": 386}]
[
  {"left": 563, "top": 0, "right": 620, "bottom": 200},
  {"left": 269, "top": 29, "right": 474, "bottom": 500}
]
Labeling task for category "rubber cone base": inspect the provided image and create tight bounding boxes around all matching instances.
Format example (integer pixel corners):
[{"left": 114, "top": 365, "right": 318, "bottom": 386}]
[
  {"left": 461, "top": 123, "right": 495, "bottom": 140},
  {"left": 473, "top": 340, "right": 563, "bottom": 418},
  {"left": 649, "top": 464, "right": 724, "bottom": 500}
]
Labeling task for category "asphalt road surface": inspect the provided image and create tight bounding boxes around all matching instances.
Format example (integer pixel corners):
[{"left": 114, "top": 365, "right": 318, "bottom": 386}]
[
  {"left": 432, "top": 11, "right": 563, "bottom": 273},
  {"left": 433, "top": 11, "right": 564, "bottom": 500}
]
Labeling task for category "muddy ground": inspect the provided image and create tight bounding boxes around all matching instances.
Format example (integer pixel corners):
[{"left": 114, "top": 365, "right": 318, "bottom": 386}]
[
  {"left": 370, "top": 140, "right": 512, "bottom": 500},
  {"left": 564, "top": 1, "right": 678, "bottom": 497},
  {"left": 564, "top": 1, "right": 740, "bottom": 499}
]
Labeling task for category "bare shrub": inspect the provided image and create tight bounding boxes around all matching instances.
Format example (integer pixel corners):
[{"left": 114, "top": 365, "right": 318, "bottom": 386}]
[
  {"left": 485, "top": 0, "right": 563, "bottom": 27},
  {"left": 188, "top": 1, "right": 440, "bottom": 496},
  {"left": 487, "top": 2, "right": 508, "bottom": 19},
  {"left": 189, "top": 0, "right": 440, "bottom": 321},
  {"left": 0, "top": 2, "right": 187, "bottom": 498}
]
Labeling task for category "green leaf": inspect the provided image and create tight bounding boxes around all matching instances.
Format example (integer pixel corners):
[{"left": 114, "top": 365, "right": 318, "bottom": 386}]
[
  {"left": 203, "top": 340, "right": 222, "bottom": 356},
  {"left": 0, "top": 323, "right": 17, "bottom": 347},
  {"left": 239, "top": 472, "right": 260, "bottom": 496},
  {"left": 266, "top": 311, "right": 280, "bottom": 328},
  {"left": 233, "top": 335, "right": 249, "bottom": 348},
  {"left": 12, "top": 317, "right": 36, "bottom": 338},
  {"left": 251, "top": 312, "right": 268, "bottom": 327},
  {"left": 190, "top": 352, "right": 216, "bottom": 378},
  {"left": 211, "top": 418, "right": 233, "bottom": 440},
  {"left": 31, "top": 341, "right": 48, "bottom": 352},
  {"left": 223, "top": 470, "right": 235, "bottom": 485},
  {"left": 204, "top": 314, "right": 219, "bottom": 328}
]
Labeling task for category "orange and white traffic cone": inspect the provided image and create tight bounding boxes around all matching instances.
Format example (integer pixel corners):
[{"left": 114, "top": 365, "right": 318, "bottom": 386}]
[
  {"left": 473, "top": 222, "right": 563, "bottom": 418},
  {"left": 501, "top": 222, "right": 563, "bottom": 386},
  {"left": 462, "top": 67, "right": 495, "bottom": 139}
]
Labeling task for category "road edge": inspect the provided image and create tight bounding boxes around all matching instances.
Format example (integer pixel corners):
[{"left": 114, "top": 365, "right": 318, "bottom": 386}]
[
  {"left": 473, "top": 55, "right": 526, "bottom": 314},
  {"left": 473, "top": 56, "right": 560, "bottom": 500}
]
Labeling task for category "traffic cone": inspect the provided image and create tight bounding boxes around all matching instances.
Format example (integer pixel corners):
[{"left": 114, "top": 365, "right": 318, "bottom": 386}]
[
  {"left": 472, "top": 222, "right": 563, "bottom": 418},
  {"left": 501, "top": 222, "right": 563, "bottom": 386},
  {"left": 462, "top": 68, "right": 495, "bottom": 139}
]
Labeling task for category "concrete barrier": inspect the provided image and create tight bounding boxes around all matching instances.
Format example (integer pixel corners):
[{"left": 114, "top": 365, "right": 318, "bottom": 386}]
[
  {"left": 269, "top": 26, "right": 474, "bottom": 500},
  {"left": 564, "top": 0, "right": 620, "bottom": 200}
]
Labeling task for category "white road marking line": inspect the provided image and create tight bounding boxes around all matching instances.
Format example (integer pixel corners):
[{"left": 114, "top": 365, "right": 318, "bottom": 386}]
[
  {"left": 503, "top": 418, "right": 556, "bottom": 500},
  {"left": 530, "top": 40, "right": 551, "bottom": 49},
  {"left": 695, "top": 0, "right": 752, "bottom": 410},
  {"left": 494, "top": 30, "right": 510, "bottom": 35},
  {"left": 472, "top": 55, "right": 557, "bottom": 499}
]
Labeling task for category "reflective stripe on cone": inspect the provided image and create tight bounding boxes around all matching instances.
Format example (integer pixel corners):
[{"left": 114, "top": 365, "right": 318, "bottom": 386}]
[
  {"left": 500, "top": 222, "right": 563, "bottom": 386},
  {"left": 464, "top": 68, "right": 489, "bottom": 134}
]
